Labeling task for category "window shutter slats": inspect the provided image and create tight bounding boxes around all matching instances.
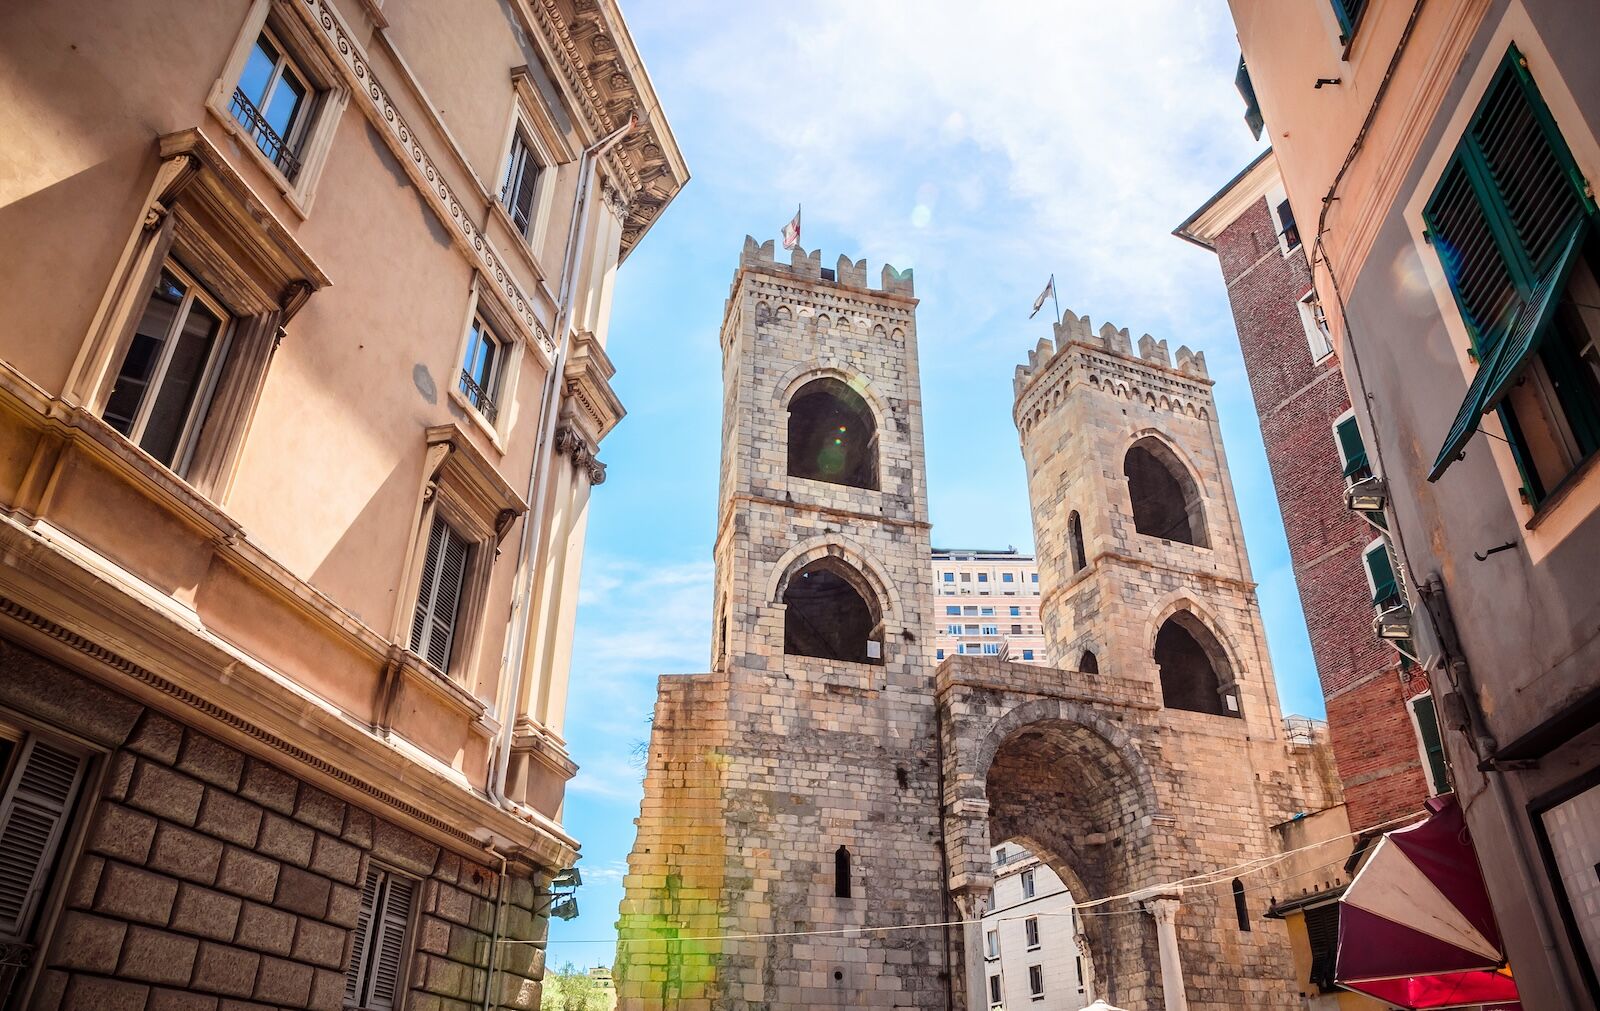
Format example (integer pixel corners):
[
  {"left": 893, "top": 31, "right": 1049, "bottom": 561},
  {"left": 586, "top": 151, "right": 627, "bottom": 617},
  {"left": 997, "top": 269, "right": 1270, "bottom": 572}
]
[
  {"left": 1366, "top": 545, "right": 1399, "bottom": 606},
  {"left": 1335, "top": 417, "right": 1368, "bottom": 476},
  {"left": 425, "top": 527, "right": 469, "bottom": 671},
  {"left": 1427, "top": 162, "right": 1519, "bottom": 344},
  {"left": 409, "top": 520, "right": 446, "bottom": 655},
  {"left": 367, "top": 874, "right": 415, "bottom": 1009},
  {"left": 1472, "top": 69, "right": 1584, "bottom": 274},
  {"left": 345, "top": 865, "right": 382, "bottom": 1005},
  {"left": 0, "top": 737, "right": 86, "bottom": 939}
]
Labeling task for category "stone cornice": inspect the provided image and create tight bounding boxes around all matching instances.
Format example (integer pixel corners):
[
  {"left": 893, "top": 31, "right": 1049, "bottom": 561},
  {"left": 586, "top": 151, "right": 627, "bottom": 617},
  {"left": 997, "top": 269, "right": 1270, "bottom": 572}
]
[
  {"left": 291, "top": 0, "right": 555, "bottom": 359},
  {"left": 561, "top": 330, "right": 624, "bottom": 450}
]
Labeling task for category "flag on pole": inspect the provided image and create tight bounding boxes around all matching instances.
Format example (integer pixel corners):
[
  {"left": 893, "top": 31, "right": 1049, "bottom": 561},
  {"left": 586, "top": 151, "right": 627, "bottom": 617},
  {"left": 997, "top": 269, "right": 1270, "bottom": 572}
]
[
  {"left": 1030, "top": 275, "right": 1055, "bottom": 319},
  {"left": 781, "top": 206, "right": 802, "bottom": 250}
]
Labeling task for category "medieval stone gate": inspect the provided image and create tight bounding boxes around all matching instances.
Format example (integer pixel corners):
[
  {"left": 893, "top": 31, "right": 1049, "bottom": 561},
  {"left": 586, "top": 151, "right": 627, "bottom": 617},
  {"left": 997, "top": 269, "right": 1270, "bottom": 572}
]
[{"left": 616, "top": 241, "right": 1338, "bottom": 1010}]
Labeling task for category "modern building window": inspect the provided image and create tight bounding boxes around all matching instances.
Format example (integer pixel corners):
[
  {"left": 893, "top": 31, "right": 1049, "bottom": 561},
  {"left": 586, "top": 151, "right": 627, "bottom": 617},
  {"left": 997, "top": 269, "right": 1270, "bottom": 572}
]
[
  {"left": 1010, "top": 624, "right": 1022, "bottom": 635},
  {"left": 948, "top": 624, "right": 962, "bottom": 635},
  {"left": 834, "top": 846, "right": 851, "bottom": 898},
  {"left": 982, "top": 625, "right": 999, "bottom": 636},
  {"left": 103, "top": 262, "right": 233, "bottom": 473},
  {"left": 787, "top": 377, "right": 879, "bottom": 490},
  {"left": 230, "top": 28, "right": 316, "bottom": 180},
  {"left": 985, "top": 928, "right": 999, "bottom": 959},
  {"left": 994, "top": 846, "right": 1008, "bottom": 865},
  {"left": 1300, "top": 289, "right": 1335, "bottom": 361},
  {"left": 345, "top": 863, "right": 418, "bottom": 1010},
  {"left": 963, "top": 606, "right": 978, "bottom": 616},
  {"left": 1124, "top": 438, "right": 1208, "bottom": 547},
  {"left": 459, "top": 315, "right": 506, "bottom": 424},
  {"left": 989, "top": 974, "right": 1003, "bottom": 1007},
  {"left": 500, "top": 128, "right": 540, "bottom": 237},
  {"left": 1024, "top": 916, "right": 1040, "bottom": 949},
  {"left": 1002, "top": 572, "right": 1014, "bottom": 583},
  {"left": 960, "top": 573, "right": 972, "bottom": 583},
  {"left": 410, "top": 516, "right": 473, "bottom": 672},
  {"left": 935, "top": 649, "right": 945, "bottom": 660},
  {"left": 0, "top": 728, "right": 89, "bottom": 955},
  {"left": 1009, "top": 606, "right": 1021, "bottom": 617},
  {"left": 1028, "top": 963, "right": 1044, "bottom": 998},
  {"left": 980, "top": 607, "right": 994, "bottom": 616},
  {"left": 1409, "top": 694, "right": 1451, "bottom": 795},
  {"left": 1031, "top": 573, "right": 1038, "bottom": 583},
  {"left": 1068, "top": 510, "right": 1087, "bottom": 571},
  {"left": 783, "top": 558, "right": 884, "bottom": 665},
  {"left": 944, "top": 572, "right": 955, "bottom": 583},
  {"left": 964, "top": 625, "right": 981, "bottom": 636},
  {"left": 1232, "top": 878, "right": 1251, "bottom": 931},
  {"left": 982, "top": 643, "right": 1001, "bottom": 655},
  {"left": 964, "top": 643, "right": 980, "bottom": 654},
  {"left": 1021, "top": 869, "right": 1036, "bottom": 898},
  {"left": 977, "top": 573, "right": 988, "bottom": 583},
  {"left": 1155, "top": 611, "right": 1240, "bottom": 717},
  {"left": 1423, "top": 45, "right": 1600, "bottom": 503},
  {"left": 1021, "top": 649, "right": 1034, "bottom": 660},
  {"left": 946, "top": 605, "right": 961, "bottom": 615}
]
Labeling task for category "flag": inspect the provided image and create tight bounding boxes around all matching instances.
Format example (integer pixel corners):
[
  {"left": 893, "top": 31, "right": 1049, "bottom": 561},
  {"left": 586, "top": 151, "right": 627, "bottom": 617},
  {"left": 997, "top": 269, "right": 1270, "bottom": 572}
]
[
  {"left": 781, "top": 206, "right": 802, "bottom": 250},
  {"left": 1030, "top": 275, "right": 1055, "bottom": 319}
]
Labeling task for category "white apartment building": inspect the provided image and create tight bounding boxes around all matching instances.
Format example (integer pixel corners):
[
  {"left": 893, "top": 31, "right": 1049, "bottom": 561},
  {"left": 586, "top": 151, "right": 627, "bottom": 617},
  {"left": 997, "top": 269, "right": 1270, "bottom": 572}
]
[
  {"left": 981, "top": 843, "right": 1089, "bottom": 1009},
  {"left": 932, "top": 548, "right": 1048, "bottom": 665}
]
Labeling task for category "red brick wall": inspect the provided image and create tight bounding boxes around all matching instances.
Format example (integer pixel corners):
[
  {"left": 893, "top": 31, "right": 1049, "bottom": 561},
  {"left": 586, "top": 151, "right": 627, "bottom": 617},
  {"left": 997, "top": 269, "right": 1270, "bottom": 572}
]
[{"left": 1211, "top": 196, "right": 1430, "bottom": 833}]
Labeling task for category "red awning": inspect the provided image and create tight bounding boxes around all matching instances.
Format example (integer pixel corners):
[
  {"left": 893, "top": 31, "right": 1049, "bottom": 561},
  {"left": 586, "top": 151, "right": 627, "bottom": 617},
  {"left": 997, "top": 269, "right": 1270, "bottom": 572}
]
[{"left": 1336, "top": 795, "right": 1520, "bottom": 1009}]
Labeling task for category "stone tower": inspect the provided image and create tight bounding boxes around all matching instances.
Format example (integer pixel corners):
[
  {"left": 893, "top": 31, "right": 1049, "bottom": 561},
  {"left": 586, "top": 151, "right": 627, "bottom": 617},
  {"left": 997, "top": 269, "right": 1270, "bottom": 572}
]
[
  {"left": 944, "top": 309, "right": 1318, "bottom": 1006},
  {"left": 616, "top": 238, "right": 951, "bottom": 1009}
]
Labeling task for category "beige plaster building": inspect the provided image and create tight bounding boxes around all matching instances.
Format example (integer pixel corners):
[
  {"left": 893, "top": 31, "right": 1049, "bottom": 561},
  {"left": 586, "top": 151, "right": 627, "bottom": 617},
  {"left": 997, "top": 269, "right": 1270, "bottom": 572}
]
[
  {"left": 0, "top": 0, "right": 684, "bottom": 1007},
  {"left": 931, "top": 549, "right": 1047, "bottom": 667},
  {"left": 615, "top": 240, "right": 1340, "bottom": 1010}
]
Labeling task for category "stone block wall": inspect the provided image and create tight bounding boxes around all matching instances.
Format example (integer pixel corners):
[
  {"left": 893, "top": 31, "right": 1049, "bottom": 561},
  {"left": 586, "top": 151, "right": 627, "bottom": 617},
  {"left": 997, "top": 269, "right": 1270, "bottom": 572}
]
[{"left": 0, "top": 639, "right": 549, "bottom": 1011}]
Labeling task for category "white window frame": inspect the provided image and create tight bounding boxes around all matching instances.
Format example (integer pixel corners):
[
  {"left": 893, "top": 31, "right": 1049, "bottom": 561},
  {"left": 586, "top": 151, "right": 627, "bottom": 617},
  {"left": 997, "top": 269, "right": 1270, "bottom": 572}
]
[
  {"left": 1266, "top": 184, "right": 1301, "bottom": 255},
  {"left": 1299, "top": 287, "right": 1335, "bottom": 362},
  {"left": 1331, "top": 408, "right": 1362, "bottom": 474},
  {"left": 985, "top": 928, "right": 999, "bottom": 960},
  {"left": 1021, "top": 649, "right": 1034, "bottom": 660},
  {"left": 1028, "top": 963, "right": 1045, "bottom": 999},
  {"left": 1360, "top": 535, "right": 1393, "bottom": 603},
  {"left": 1021, "top": 869, "right": 1036, "bottom": 898},
  {"left": 947, "top": 624, "right": 962, "bottom": 635},
  {"left": 104, "top": 259, "right": 235, "bottom": 477},
  {"left": 1407, "top": 691, "right": 1450, "bottom": 796},
  {"left": 1024, "top": 916, "right": 1040, "bottom": 950},
  {"left": 989, "top": 973, "right": 1003, "bottom": 1008},
  {"left": 206, "top": 0, "right": 350, "bottom": 215},
  {"left": 982, "top": 644, "right": 1001, "bottom": 656},
  {"left": 499, "top": 67, "right": 572, "bottom": 259}
]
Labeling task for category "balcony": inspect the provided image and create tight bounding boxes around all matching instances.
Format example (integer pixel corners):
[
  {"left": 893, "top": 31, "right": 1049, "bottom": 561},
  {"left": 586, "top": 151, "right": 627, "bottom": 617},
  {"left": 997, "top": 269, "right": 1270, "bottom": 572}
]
[
  {"left": 229, "top": 86, "right": 303, "bottom": 181},
  {"left": 459, "top": 369, "right": 500, "bottom": 424}
]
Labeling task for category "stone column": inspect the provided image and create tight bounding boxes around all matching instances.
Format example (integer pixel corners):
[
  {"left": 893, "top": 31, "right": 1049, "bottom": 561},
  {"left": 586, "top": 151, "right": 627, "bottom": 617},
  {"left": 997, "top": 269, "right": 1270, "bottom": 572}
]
[
  {"left": 954, "top": 888, "right": 991, "bottom": 1011},
  {"left": 1144, "top": 894, "right": 1188, "bottom": 1011}
]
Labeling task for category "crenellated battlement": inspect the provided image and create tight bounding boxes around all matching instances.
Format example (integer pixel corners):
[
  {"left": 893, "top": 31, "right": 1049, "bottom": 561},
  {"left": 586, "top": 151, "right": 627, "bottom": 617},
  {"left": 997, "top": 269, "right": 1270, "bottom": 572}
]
[
  {"left": 1012, "top": 307, "right": 1209, "bottom": 399},
  {"left": 738, "top": 234, "right": 914, "bottom": 297}
]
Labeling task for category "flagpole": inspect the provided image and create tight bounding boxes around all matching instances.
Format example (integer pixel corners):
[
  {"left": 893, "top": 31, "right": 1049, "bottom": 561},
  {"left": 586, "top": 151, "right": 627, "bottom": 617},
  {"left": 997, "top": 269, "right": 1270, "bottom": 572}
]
[{"left": 1050, "top": 273, "right": 1061, "bottom": 325}]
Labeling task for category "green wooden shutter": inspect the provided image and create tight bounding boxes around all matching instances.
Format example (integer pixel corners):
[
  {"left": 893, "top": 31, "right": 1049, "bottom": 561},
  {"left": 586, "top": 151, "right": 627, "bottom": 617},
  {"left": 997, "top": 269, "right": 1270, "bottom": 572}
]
[
  {"left": 1425, "top": 158, "right": 1521, "bottom": 349},
  {"left": 1330, "top": 0, "right": 1368, "bottom": 44},
  {"left": 1335, "top": 416, "right": 1368, "bottom": 476},
  {"left": 1411, "top": 695, "right": 1451, "bottom": 795},
  {"left": 1365, "top": 543, "right": 1399, "bottom": 606}
]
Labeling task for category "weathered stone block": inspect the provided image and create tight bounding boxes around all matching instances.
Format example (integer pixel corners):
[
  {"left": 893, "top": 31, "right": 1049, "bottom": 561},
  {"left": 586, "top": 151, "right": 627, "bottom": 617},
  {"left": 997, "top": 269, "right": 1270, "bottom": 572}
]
[
  {"left": 96, "top": 862, "right": 179, "bottom": 925},
  {"left": 235, "top": 900, "right": 296, "bottom": 955},
  {"left": 238, "top": 759, "right": 297, "bottom": 815},
  {"left": 49, "top": 911, "right": 126, "bottom": 972},
  {"left": 371, "top": 817, "right": 438, "bottom": 876},
  {"left": 254, "top": 955, "right": 314, "bottom": 1005},
  {"left": 292, "top": 916, "right": 348, "bottom": 969},
  {"left": 256, "top": 812, "right": 314, "bottom": 867},
  {"left": 88, "top": 802, "right": 158, "bottom": 864},
  {"left": 117, "top": 925, "right": 200, "bottom": 984},
  {"left": 148, "top": 823, "right": 225, "bottom": 885},
  {"left": 190, "top": 942, "right": 262, "bottom": 997},
  {"left": 194, "top": 788, "right": 263, "bottom": 848},
  {"left": 293, "top": 785, "right": 346, "bottom": 834},
  {"left": 175, "top": 732, "right": 246, "bottom": 790},
  {"left": 170, "top": 883, "right": 243, "bottom": 941},
  {"left": 61, "top": 975, "right": 150, "bottom": 1011},
  {"left": 309, "top": 833, "right": 361, "bottom": 885},
  {"left": 215, "top": 846, "right": 279, "bottom": 902},
  {"left": 126, "top": 761, "right": 205, "bottom": 825},
  {"left": 147, "top": 989, "right": 220, "bottom": 1011},
  {"left": 274, "top": 864, "right": 331, "bottom": 918}
]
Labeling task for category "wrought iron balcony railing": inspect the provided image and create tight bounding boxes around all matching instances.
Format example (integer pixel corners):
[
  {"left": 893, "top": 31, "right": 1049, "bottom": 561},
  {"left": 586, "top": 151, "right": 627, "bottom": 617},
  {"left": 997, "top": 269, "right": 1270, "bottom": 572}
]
[
  {"left": 459, "top": 369, "right": 499, "bottom": 424},
  {"left": 229, "top": 87, "right": 303, "bottom": 181}
]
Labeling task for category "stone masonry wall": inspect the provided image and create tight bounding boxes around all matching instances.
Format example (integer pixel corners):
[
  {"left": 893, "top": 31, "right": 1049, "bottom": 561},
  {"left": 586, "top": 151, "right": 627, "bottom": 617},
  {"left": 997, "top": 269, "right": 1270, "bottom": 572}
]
[
  {"left": 1211, "top": 194, "right": 1430, "bottom": 833},
  {"left": 0, "top": 637, "right": 549, "bottom": 1011}
]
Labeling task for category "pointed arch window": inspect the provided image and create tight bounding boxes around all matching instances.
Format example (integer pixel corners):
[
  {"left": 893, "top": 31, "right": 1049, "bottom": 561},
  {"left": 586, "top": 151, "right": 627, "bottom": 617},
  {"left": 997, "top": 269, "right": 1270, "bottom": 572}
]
[
  {"left": 1068, "top": 511, "right": 1087, "bottom": 572},
  {"left": 782, "top": 558, "right": 885, "bottom": 665},
  {"left": 1154, "top": 612, "right": 1240, "bottom": 717},
  {"left": 834, "top": 846, "right": 852, "bottom": 898},
  {"left": 1124, "top": 438, "right": 1208, "bottom": 547},
  {"left": 1232, "top": 878, "right": 1251, "bottom": 931},
  {"left": 1078, "top": 650, "right": 1099, "bottom": 675},
  {"left": 787, "top": 377, "right": 879, "bottom": 490}
]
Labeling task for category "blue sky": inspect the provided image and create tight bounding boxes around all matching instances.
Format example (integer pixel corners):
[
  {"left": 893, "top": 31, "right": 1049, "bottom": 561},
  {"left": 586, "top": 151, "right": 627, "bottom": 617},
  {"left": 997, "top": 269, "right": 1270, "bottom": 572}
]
[{"left": 547, "top": 0, "right": 1322, "bottom": 968}]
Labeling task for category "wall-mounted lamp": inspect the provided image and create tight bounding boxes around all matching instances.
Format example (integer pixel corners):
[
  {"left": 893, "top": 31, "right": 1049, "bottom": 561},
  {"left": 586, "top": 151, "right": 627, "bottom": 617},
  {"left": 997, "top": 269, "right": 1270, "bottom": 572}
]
[
  {"left": 1346, "top": 475, "right": 1387, "bottom": 512},
  {"left": 1374, "top": 603, "right": 1413, "bottom": 641}
]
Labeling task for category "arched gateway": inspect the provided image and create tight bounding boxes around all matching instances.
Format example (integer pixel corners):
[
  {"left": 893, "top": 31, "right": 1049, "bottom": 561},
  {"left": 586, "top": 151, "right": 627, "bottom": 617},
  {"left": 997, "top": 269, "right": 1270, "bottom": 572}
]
[{"left": 617, "top": 243, "right": 1337, "bottom": 1010}]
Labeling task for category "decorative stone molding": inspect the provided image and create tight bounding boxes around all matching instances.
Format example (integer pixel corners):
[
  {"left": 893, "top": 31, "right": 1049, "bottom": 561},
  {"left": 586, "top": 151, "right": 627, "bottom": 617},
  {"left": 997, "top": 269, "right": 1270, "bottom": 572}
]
[
  {"left": 562, "top": 329, "right": 625, "bottom": 448},
  {"left": 553, "top": 423, "right": 606, "bottom": 485},
  {"left": 290, "top": 0, "right": 554, "bottom": 357}
]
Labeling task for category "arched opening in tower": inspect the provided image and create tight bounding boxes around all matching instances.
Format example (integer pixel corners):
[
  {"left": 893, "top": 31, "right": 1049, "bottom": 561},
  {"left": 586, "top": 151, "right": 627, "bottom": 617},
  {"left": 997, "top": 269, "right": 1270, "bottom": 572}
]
[
  {"left": 1069, "top": 511, "right": 1087, "bottom": 572},
  {"left": 782, "top": 558, "right": 884, "bottom": 664},
  {"left": 1153, "top": 612, "right": 1239, "bottom": 717},
  {"left": 1123, "top": 439, "right": 1208, "bottom": 547},
  {"left": 787, "top": 377, "right": 879, "bottom": 490}
]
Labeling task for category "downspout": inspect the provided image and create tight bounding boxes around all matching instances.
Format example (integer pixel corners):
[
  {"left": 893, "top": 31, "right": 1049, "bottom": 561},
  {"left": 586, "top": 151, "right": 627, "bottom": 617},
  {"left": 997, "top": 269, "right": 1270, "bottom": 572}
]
[
  {"left": 481, "top": 847, "right": 509, "bottom": 1011},
  {"left": 488, "top": 113, "right": 637, "bottom": 810}
]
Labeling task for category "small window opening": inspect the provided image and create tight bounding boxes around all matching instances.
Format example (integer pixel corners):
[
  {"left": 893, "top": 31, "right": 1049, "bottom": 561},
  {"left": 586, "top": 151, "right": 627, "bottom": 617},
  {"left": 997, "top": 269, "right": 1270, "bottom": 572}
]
[
  {"left": 1068, "top": 510, "right": 1087, "bottom": 571},
  {"left": 782, "top": 558, "right": 884, "bottom": 665},
  {"left": 231, "top": 28, "right": 317, "bottom": 180},
  {"left": 1079, "top": 650, "right": 1099, "bottom": 675},
  {"left": 459, "top": 315, "right": 506, "bottom": 424},
  {"left": 834, "top": 846, "right": 851, "bottom": 898},
  {"left": 500, "top": 128, "right": 540, "bottom": 237},
  {"left": 895, "top": 766, "right": 909, "bottom": 790},
  {"left": 1232, "top": 878, "right": 1250, "bottom": 931},
  {"left": 787, "top": 377, "right": 879, "bottom": 490},
  {"left": 1124, "top": 438, "right": 1208, "bottom": 547},
  {"left": 1154, "top": 612, "right": 1239, "bottom": 717}
]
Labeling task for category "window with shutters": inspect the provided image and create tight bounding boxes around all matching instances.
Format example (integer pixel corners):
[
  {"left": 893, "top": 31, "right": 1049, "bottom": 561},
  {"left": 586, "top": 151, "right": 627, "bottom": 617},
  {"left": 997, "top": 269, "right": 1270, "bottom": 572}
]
[
  {"left": 1329, "top": 0, "right": 1368, "bottom": 47},
  {"left": 497, "top": 71, "right": 569, "bottom": 253},
  {"left": 345, "top": 862, "right": 417, "bottom": 1010},
  {"left": 1300, "top": 289, "right": 1335, "bottom": 362},
  {"left": 500, "top": 129, "right": 540, "bottom": 238},
  {"left": 1423, "top": 45, "right": 1600, "bottom": 504},
  {"left": 1332, "top": 410, "right": 1371, "bottom": 482},
  {"left": 1304, "top": 902, "right": 1341, "bottom": 992},
  {"left": 985, "top": 927, "right": 999, "bottom": 959},
  {"left": 0, "top": 724, "right": 89, "bottom": 1001},
  {"left": 410, "top": 516, "right": 472, "bottom": 673},
  {"left": 1409, "top": 693, "right": 1452, "bottom": 796},
  {"left": 398, "top": 426, "right": 527, "bottom": 689},
  {"left": 1362, "top": 538, "right": 1402, "bottom": 610}
]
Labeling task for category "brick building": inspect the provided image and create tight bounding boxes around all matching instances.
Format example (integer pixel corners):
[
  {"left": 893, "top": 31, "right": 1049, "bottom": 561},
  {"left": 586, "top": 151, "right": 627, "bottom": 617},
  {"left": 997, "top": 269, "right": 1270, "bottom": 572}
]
[
  {"left": 0, "top": 0, "right": 685, "bottom": 1006},
  {"left": 1174, "top": 149, "right": 1447, "bottom": 837}
]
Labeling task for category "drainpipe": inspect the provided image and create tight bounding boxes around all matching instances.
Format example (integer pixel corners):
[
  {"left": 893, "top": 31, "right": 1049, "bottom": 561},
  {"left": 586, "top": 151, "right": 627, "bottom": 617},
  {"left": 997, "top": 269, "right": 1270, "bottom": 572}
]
[
  {"left": 488, "top": 113, "right": 637, "bottom": 810},
  {"left": 481, "top": 847, "right": 510, "bottom": 1011}
]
